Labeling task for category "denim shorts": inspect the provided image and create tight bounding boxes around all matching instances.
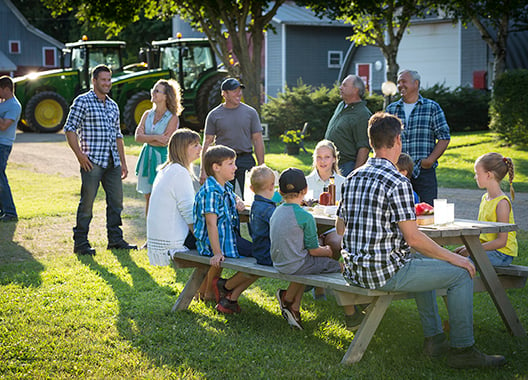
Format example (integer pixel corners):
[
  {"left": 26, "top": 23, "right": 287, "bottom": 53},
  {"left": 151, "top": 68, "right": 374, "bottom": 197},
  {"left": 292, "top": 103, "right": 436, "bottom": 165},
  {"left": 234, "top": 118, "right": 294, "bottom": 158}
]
[{"left": 486, "top": 250, "right": 514, "bottom": 267}]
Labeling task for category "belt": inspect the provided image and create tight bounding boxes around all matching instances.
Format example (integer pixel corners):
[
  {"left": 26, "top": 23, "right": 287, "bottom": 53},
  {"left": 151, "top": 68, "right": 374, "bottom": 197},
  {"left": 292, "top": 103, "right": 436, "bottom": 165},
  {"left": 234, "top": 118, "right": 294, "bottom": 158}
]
[{"left": 236, "top": 151, "right": 253, "bottom": 156}]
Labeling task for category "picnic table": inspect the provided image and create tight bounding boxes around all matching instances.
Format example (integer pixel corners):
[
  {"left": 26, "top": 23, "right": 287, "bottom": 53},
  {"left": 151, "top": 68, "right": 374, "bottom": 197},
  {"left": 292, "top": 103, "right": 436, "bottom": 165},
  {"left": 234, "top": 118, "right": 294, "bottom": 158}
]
[{"left": 171, "top": 209, "right": 526, "bottom": 364}]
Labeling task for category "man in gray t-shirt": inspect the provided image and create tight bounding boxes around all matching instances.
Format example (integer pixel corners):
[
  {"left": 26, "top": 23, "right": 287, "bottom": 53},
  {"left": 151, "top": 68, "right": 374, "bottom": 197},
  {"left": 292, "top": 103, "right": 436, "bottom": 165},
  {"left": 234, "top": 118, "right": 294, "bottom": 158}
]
[{"left": 200, "top": 78, "right": 265, "bottom": 196}]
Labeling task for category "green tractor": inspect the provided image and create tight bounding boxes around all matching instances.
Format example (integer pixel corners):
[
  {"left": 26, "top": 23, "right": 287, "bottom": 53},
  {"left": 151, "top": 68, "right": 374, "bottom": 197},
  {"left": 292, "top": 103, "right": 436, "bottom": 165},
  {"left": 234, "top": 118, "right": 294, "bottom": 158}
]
[
  {"left": 14, "top": 39, "right": 131, "bottom": 133},
  {"left": 111, "top": 37, "right": 228, "bottom": 133}
]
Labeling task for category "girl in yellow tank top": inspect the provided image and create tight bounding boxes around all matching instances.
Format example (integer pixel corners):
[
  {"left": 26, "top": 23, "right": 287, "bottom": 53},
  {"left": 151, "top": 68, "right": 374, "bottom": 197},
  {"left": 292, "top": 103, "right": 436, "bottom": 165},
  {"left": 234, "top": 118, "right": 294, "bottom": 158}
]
[{"left": 454, "top": 153, "right": 517, "bottom": 266}]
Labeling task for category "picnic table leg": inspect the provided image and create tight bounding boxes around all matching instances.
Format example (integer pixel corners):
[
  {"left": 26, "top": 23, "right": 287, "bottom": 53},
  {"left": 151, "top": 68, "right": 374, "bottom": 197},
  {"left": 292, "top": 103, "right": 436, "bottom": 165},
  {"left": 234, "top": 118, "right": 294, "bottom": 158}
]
[
  {"left": 172, "top": 264, "right": 209, "bottom": 312},
  {"left": 463, "top": 235, "right": 526, "bottom": 337},
  {"left": 341, "top": 294, "right": 394, "bottom": 365}
]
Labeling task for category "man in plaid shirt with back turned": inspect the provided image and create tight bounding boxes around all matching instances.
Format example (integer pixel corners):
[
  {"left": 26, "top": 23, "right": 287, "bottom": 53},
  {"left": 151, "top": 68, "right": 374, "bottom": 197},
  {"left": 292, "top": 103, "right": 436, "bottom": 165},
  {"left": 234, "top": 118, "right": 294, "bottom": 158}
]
[
  {"left": 386, "top": 69, "right": 450, "bottom": 205},
  {"left": 336, "top": 112, "right": 505, "bottom": 369},
  {"left": 65, "top": 64, "right": 137, "bottom": 256}
]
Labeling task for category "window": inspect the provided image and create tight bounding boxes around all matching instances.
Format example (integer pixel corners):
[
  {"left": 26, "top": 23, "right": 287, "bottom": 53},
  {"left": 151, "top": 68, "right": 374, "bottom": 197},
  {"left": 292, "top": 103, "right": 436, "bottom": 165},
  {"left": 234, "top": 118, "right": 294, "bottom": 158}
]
[
  {"left": 43, "top": 47, "right": 56, "bottom": 67},
  {"left": 328, "top": 51, "right": 342, "bottom": 69},
  {"left": 9, "top": 40, "right": 20, "bottom": 54}
]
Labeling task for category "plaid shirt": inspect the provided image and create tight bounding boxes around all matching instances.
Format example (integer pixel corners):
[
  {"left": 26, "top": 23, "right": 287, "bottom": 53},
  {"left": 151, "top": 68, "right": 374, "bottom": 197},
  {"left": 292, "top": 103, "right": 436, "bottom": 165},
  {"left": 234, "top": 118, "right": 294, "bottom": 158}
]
[
  {"left": 386, "top": 95, "right": 450, "bottom": 178},
  {"left": 337, "top": 157, "right": 415, "bottom": 289},
  {"left": 193, "top": 176, "right": 240, "bottom": 258},
  {"left": 64, "top": 90, "right": 123, "bottom": 168}
]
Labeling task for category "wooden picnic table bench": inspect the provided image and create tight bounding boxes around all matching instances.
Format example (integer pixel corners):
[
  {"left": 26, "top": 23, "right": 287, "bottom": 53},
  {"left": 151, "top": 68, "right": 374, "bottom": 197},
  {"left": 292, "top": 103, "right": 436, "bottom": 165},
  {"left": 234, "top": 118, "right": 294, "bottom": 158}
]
[{"left": 171, "top": 249, "right": 528, "bottom": 365}]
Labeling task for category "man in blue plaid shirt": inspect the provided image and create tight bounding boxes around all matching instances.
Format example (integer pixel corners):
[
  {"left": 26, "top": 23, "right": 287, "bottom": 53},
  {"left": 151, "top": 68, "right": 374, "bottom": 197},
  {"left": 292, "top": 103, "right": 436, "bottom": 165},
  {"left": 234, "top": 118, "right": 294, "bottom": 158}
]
[
  {"left": 65, "top": 65, "right": 137, "bottom": 256},
  {"left": 386, "top": 70, "right": 450, "bottom": 205},
  {"left": 336, "top": 112, "right": 505, "bottom": 369}
]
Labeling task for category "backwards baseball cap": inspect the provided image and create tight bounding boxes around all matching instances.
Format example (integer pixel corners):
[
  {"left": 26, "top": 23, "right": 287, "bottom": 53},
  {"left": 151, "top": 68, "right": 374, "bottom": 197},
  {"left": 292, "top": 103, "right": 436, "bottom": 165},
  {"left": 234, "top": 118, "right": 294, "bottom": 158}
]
[
  {"left": 221, "top": 78, "right": 245, "bottom": 91},
  {"left": 279, "top": 168, "right": 307, "bottom": 194}
]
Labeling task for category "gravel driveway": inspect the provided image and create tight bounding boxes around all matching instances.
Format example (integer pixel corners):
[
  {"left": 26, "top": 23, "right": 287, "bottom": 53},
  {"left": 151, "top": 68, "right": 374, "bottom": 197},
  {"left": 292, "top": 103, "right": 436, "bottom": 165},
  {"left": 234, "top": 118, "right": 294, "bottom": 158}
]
[{"left": 10, "top": 131, "right": 528, "bottom": 231}]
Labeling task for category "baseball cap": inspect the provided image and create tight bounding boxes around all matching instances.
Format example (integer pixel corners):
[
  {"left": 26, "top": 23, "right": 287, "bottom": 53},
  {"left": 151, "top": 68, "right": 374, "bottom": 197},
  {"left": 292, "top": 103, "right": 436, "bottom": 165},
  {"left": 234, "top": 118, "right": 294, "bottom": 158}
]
[
  {"left": 221, "top": 78, "right": 245, "bottom": 91},
  {"left": 279, "top": 168, "right": 307, "bottom": 194}
]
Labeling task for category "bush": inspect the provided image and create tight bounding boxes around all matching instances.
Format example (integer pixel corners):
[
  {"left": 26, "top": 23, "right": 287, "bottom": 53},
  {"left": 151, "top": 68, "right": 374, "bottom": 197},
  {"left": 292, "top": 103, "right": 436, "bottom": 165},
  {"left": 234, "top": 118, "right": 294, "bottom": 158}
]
[
  {"left": 262, "top": 81, "right": 384, "bottom": 141},
  {"left": 489, "top": 69, "right": 528, "bottom": 145},
  {"left": 419, "top": 83, "right": 490, "bottom": 132}
]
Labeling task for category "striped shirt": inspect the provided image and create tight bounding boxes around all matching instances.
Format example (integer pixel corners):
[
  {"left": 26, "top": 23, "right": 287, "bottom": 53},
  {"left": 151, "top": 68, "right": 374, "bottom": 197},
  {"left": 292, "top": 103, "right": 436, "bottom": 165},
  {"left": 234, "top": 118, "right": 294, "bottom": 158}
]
[
  {"left": 64, "top": 90, "right": 123, "bottom": 168},
  {"left": 337, "top": 157, "right": 415, "bottom": 289},
  {"left": 386, "top": 95, "right": 450, "bottom": 178},
  {"left": 193, "top": 176, "right": 240, "bottom": 258}
]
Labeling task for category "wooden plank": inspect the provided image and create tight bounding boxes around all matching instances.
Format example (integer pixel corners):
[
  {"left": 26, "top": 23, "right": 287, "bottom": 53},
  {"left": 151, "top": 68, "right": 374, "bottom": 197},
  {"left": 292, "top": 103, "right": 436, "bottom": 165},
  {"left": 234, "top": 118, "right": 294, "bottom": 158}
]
[
  {"left": 496, "top": 265, "right": 528, "bottom": 277},
  {"left": 341, "top": 295, "right": 394, "bottom": 365},
  {"left": 171, "top": 264, "right": 209, "bottom": 311},
  {"left": 463, "top": 235, "right": 526, "bottom": 337}
]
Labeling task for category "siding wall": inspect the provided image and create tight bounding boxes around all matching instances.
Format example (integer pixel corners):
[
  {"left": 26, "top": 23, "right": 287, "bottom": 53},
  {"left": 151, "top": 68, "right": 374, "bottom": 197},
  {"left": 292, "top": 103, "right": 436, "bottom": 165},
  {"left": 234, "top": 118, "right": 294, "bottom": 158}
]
[
  {"left": 397, "top": 21, "right": 461, "bottom": 89},
  {"left": 0, "top": 0, "right": 60, "bottom": 72},
  {"left": 266, "top": 23, "right": 352, "bottom": 99},
  {"left": 265, "top": 23, "right": 284, "bottom": 100}
]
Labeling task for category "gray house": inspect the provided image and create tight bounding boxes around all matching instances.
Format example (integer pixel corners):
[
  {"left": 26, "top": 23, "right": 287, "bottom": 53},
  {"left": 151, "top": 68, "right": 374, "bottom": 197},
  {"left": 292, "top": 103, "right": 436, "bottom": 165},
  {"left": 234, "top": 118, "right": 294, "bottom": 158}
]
[
  {"left": 265, "top": 3, "right": 352, "bottom": 98},
  {"left": 340, "top": 16, "right": 528, "bottom": 92},
  {"left": 0, "top": 0, "right": 64, "bottom": 76}
]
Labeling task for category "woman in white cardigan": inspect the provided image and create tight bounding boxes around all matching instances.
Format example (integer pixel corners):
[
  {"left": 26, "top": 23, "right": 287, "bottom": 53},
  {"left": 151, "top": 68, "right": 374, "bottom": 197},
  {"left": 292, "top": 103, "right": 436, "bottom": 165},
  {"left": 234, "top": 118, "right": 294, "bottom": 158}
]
[{"left": 147, "top": 128, "right": 202, "bottom": 266}]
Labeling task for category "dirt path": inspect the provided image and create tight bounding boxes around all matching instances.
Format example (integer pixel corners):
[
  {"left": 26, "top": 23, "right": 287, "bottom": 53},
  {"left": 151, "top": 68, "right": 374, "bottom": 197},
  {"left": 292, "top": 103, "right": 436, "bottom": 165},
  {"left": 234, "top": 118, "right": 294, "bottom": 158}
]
[{"left": 10, "top": 131, "right": 528, "bottom": 231}]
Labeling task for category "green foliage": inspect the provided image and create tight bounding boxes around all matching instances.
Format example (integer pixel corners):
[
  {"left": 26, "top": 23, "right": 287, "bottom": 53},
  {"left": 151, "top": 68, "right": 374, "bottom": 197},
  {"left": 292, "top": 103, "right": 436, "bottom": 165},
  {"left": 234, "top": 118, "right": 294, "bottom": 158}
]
[
  {"left": 262, "top": 81, "right": 384, "bottom": 142},
  {"left": 489, "top": 69, "right": 528, "bottom": 145},
  {"left": 419, "top": 83, "right": 491, "bottom": 132}
]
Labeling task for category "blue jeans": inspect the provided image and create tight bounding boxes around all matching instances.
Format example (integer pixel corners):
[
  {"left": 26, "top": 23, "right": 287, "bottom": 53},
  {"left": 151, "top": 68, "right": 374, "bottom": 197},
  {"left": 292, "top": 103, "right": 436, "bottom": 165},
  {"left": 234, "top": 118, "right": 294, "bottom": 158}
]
[
  {"left": 0, "top": 144, "right": 17, "bottom": 217},
  {"left": 487, "top": 250, "right": 513, "bottom": 267},
  {"left": 378, "top": 255, "right": 474, "bottom": 348},
  {"left": 411, "top": 167, "right": 437, "bottom": 205},
  {"left": 339, "top": 160, "right": 356, "bottom": 177},
  {"left": 73, "top": 161, "right": 124, "bottom": 248}
]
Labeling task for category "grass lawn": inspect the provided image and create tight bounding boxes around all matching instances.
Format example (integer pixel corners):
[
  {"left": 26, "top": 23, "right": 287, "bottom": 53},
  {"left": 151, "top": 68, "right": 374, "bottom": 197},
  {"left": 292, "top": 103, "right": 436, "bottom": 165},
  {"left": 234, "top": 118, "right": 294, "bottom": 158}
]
[
  {"left": 125, "top": 130, "right": 528, "bottom": 192},
  {"left": 1, "top": 131, "right": 527, "bottom": 378}
]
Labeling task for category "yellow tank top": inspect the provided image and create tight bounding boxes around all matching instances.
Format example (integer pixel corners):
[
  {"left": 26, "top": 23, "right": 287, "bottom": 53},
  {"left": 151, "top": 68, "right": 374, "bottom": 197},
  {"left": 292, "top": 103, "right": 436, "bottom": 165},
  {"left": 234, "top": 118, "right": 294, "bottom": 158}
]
[{"left": 478, "top": 193, "right": 518, "bottom": 257}]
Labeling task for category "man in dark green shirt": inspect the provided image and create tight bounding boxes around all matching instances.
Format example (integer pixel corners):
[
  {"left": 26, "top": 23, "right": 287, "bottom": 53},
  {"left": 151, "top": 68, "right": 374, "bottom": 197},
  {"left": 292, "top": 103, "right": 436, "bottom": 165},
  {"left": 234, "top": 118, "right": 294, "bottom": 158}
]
[{"left": 325, "top": 75, "right": 371, "bottom": 176}]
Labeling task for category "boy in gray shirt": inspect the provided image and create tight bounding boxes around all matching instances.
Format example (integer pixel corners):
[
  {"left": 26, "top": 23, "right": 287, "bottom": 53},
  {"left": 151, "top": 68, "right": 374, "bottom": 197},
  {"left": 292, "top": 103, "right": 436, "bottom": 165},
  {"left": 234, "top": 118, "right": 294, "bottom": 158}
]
[{"left": 270, "top": 168, "right": 341, "bottom": 329}]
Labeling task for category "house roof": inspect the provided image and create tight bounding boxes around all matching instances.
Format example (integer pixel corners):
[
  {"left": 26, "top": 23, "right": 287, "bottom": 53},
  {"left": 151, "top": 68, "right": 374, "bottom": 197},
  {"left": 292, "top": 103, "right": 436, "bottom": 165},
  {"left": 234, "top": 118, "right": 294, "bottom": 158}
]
[
  {"left": 0, "top": 50, "right": 16, "bottom": 71},
  {"left": 3, "top": 0, "right": 64, "bottom": 49},
  {"left": 272, "top": 2, "right": 348, "bottom": 27}
]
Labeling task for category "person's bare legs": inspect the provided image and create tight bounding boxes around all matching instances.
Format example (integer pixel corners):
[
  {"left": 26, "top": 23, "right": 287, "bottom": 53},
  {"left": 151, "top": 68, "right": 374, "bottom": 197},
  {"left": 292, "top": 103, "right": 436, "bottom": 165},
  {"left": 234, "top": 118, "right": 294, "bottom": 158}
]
[
  {"left": 144, "top": 193, "right": 151, "bottom": 216},
  {"left": 284, "top": 282, "right": 305, "bottom": 312},
  {"left": 225, "top": 273, "right": 259, "bottom": 301},
  {"left": 197, "top": 266, "right": 222, "bottom": 301}
]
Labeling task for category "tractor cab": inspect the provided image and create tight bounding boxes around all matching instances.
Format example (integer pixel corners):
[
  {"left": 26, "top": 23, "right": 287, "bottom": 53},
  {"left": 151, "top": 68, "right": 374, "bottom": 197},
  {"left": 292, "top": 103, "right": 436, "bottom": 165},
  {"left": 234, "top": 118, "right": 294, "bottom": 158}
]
[{"left": 63, "top": 39, "right": 126, "bottom": 90}]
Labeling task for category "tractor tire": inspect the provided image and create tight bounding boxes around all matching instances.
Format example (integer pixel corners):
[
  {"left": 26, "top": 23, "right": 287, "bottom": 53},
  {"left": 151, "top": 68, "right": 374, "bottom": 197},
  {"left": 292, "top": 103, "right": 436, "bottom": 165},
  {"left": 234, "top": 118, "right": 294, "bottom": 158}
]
[
  {"left": 123, "top": 91, "right": 151, "bottom": 134},
  {"left": 25, "top": 91, "right": 68, "bottom": 133},
  {"left": 195, "top": 73, "right": 227, "bottom": 129},
  {"left": 17, "top": 120, "right": 35, "bottom": 133}
]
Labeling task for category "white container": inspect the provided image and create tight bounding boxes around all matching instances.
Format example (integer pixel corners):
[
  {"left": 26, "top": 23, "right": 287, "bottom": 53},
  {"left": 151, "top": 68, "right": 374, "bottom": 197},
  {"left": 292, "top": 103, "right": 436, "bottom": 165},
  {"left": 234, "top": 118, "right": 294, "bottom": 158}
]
[
  {"left": 434, "top": 199, "right": 448, "bottom": 225},
  {"left": 445, "top": 203, "right": 455, "bottom": 224}
]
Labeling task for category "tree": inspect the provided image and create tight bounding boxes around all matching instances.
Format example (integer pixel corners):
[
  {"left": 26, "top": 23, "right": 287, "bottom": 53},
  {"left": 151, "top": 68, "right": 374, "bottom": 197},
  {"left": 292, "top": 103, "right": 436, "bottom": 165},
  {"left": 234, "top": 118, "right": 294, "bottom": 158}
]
[
  {"left": 301, "top": 0, "right": 437, "bottom": 83},
  {"left": 440, "top": 0, "right": 528, "bottom": 82},
  {"left": 41, "top": 0, "right": 288, "bottom": 113}
]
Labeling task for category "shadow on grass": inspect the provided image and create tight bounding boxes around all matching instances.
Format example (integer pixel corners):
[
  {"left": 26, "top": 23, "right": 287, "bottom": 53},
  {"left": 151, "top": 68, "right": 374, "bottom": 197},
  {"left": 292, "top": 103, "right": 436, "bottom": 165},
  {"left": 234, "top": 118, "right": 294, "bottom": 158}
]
[
  {"left": 76, "top": 250, "right": 352, "bottom": 377},
  {"left": 0, "top": 221, "right": 45, "bottom": 287}
]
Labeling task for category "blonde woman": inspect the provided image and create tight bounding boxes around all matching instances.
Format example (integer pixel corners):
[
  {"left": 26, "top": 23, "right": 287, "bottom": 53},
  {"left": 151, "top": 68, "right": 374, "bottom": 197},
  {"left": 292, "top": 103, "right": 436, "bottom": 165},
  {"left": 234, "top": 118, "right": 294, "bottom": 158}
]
[
  {"left": 146, "top": 129, "right": 201, "bottom": 266},
  {"left": 135, "top": 79, "right": 183, "bottom": 216}
]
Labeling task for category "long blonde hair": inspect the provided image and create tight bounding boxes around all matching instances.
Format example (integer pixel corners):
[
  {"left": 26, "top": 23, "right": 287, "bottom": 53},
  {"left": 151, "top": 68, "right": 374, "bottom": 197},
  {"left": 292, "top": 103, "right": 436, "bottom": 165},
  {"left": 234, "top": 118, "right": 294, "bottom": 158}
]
[
  {"left": 160, "top": 128, "right": 200, "bottom": 171},
  {"left": 156, "top": 79, "right": 183, "bottom": 116},
  {"left": 475, "top": 152, "right": 515, "bottom": 200},
  {"left": 312, "top": 139, "right": 340, "bottom": 175}
]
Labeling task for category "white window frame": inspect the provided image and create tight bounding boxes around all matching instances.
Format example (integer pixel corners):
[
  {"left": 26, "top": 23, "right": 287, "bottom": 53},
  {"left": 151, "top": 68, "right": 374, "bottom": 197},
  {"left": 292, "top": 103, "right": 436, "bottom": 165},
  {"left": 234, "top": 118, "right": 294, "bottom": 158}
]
[
  {"left": 9, "top": 40, "right": 21, "bottom": 54},
  {"left": 327, "top": 51, "right": 343, "bottom": 69},
  {"left": 42, "top": 47, "right": 56, "bottom": 67}
]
